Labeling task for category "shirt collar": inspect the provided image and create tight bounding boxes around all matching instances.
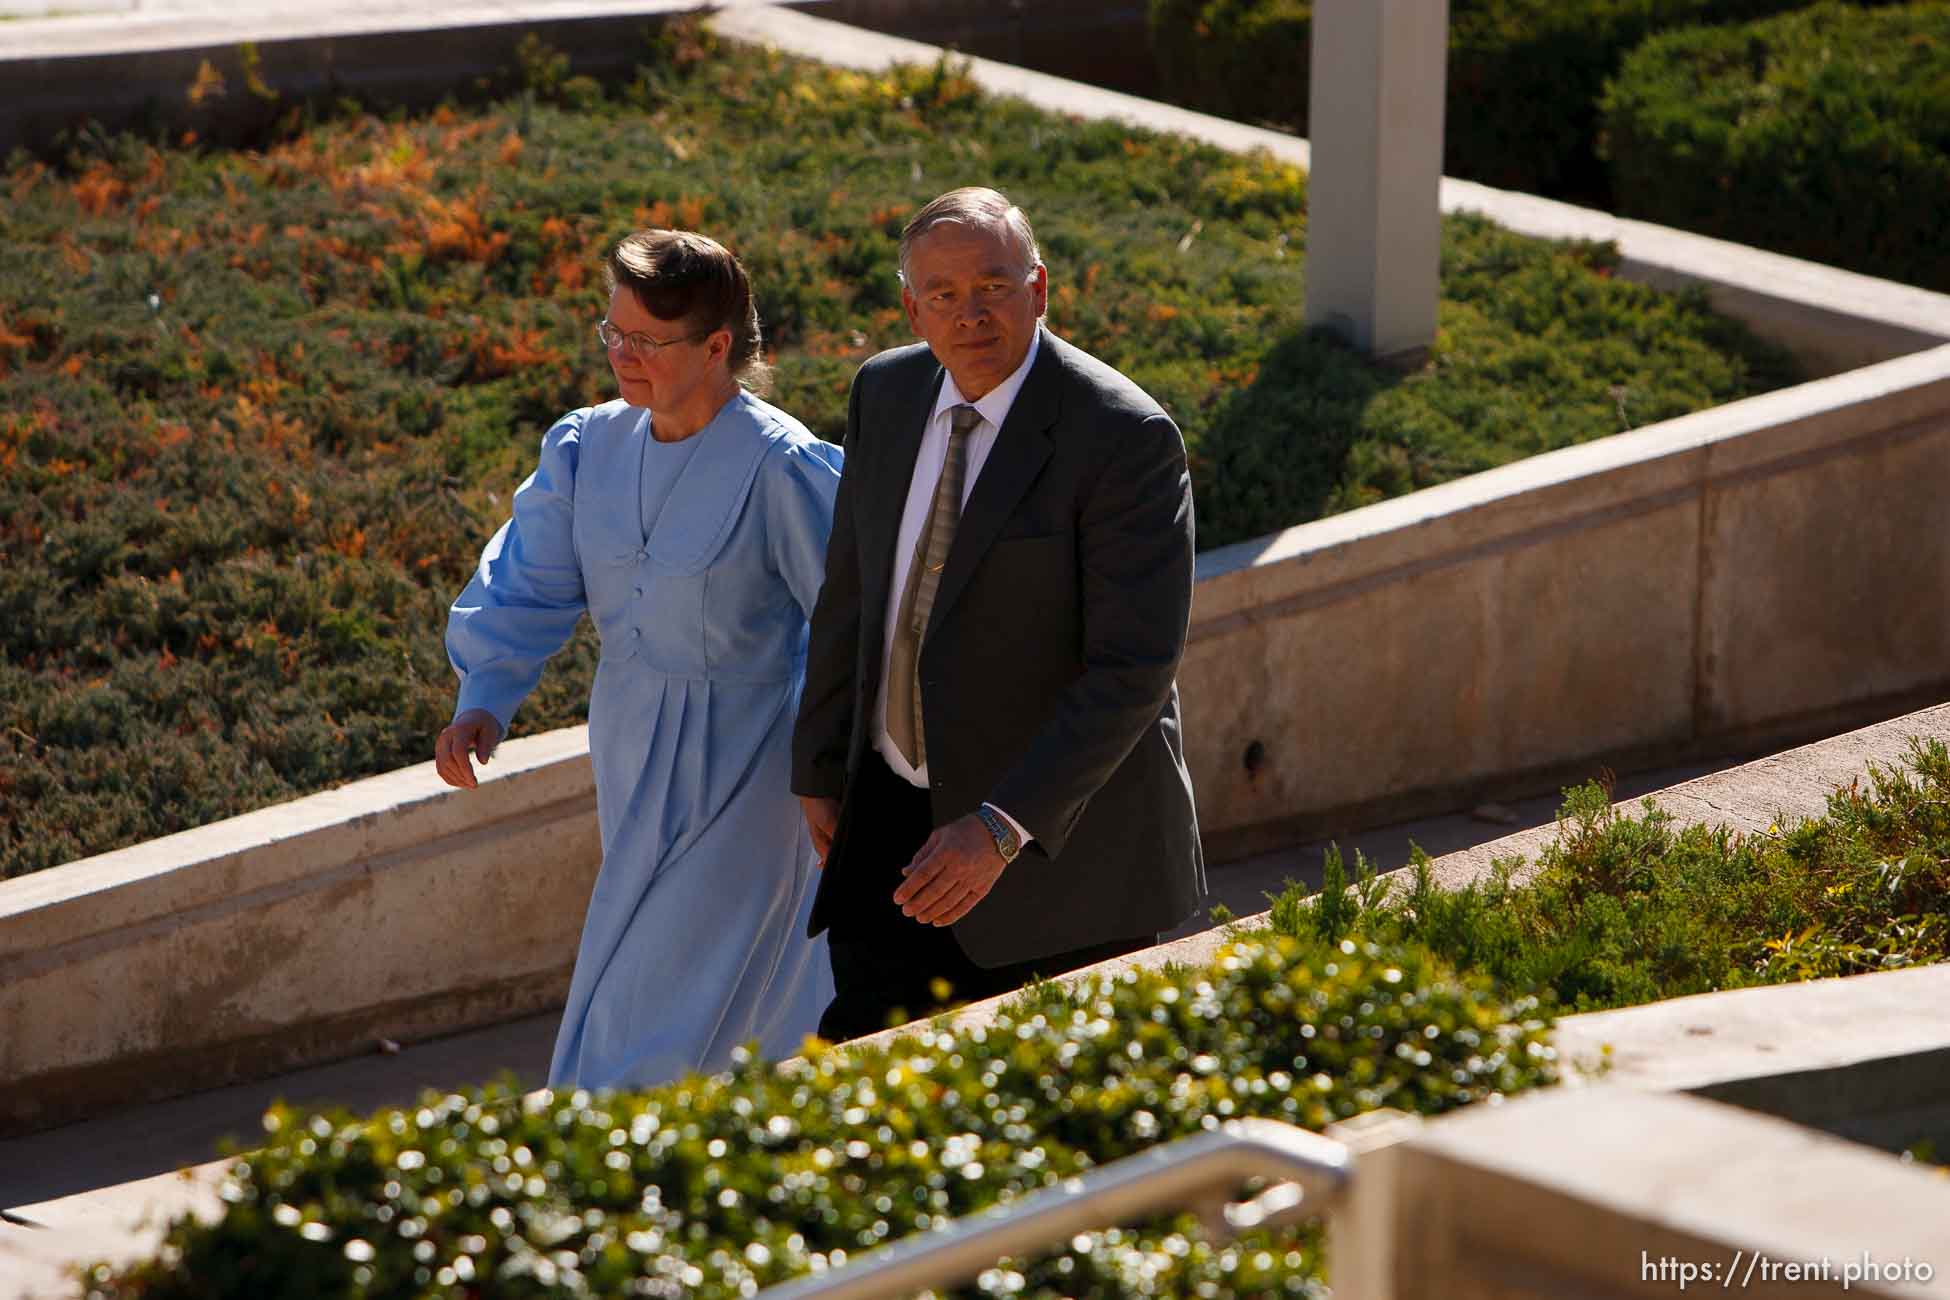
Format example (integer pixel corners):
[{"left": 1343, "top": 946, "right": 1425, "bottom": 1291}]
[{"left": 932, "top": 328, "right": 1042, "bottom": 434}]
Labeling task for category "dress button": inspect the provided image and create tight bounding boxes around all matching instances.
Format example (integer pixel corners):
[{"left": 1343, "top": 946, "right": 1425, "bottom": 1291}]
[
  {"left": 634, "top": 587, "right": 644, "bottom": 598},
  {"left": 631, "top": 628, "right": 642, "bottom": 638}
]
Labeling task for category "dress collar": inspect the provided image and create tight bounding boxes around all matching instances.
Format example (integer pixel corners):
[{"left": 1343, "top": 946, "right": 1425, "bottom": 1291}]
[{"left": 638, "top": 390, "right": 785, "bottom": 575}]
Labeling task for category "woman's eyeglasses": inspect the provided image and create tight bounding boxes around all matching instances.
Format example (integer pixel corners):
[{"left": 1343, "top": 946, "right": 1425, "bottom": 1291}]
[{"left": 597, "top": 320, "right": 709, "bottom": 360}]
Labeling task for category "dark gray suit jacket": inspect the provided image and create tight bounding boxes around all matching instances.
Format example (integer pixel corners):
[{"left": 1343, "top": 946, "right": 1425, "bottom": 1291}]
[{"left": 792, "top": 327, "right": 1205, "bottom": 966}]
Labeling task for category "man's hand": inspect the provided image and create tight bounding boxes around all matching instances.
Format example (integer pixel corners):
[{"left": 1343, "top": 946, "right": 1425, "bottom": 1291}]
[
  {"left": 434, "top": 709, "right": 503, "bottom": 790},
  {"left": 799, "top": 795, "right": 840, "bottom": 867},
  {"left": 894, "top": 814, "right": 1007, "bottom": 926}
]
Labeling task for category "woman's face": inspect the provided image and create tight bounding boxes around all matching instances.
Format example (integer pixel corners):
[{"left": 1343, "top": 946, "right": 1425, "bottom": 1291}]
[{"left": 602, "top": 286, "right": 722, "bottom": 411}]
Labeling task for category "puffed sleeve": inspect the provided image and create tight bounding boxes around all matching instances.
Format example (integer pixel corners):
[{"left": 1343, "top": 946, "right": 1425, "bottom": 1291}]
[
  {"left": 762, "top": 435, "right": 844, "bottom": 620},
  {"left": 445, "top": 411, "right": 590, "bottom": 729}
]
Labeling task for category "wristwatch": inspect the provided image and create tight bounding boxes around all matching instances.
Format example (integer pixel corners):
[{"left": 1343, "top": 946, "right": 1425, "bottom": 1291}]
[{"left": 974, "top": 803, "right": 1023, "bottom": 864}]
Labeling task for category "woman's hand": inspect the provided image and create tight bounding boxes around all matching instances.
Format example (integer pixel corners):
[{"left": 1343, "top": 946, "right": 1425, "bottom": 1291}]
[
  {"left": 435, "top": 709, "right": 504, "bottom": 790},
  {"left": 798, "top": 796, "right": 839, "bottom": 867}
]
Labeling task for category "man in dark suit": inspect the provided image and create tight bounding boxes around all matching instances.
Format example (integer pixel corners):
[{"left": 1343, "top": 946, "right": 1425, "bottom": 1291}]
[{"left": 792, "top": 187, "right": 1204, "bottom": 1041}]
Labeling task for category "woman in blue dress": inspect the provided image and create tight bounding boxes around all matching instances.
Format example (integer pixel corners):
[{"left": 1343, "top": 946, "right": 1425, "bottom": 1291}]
[{"left": 434, "top": 230, "right": 841, "bottom": 1090}]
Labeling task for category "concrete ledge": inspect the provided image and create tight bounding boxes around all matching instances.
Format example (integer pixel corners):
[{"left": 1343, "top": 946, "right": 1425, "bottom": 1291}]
[
  {"left": 841, "top": 713, "right": 1950, "bottom": 1292},
  {"left": 1559, "top": 960, "right": 1950, "bottom": 1100},
  {"left": 1374, "top": 1086, "right": 1950, "bottom": 1298},
  {"left": 0, "top": 0, "right": 712, "bottom": 154},
  {"left": 1559, "top": 963, "right": 1950, "bottom": 1161},
  {"left": 0, "top": 729, "right": 599, "bottom": 1137},
  {"left": 2, "top": 1162, "right": 227, "bottom": 1300}
]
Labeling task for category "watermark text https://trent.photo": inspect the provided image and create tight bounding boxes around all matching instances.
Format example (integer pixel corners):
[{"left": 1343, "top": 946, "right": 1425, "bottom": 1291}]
[{"left": 1641, "top": 1249, "right": 1937, "bottom": 1290}]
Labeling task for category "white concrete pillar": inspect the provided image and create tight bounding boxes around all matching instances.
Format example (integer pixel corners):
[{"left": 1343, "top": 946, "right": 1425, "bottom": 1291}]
[{"left": 1304, "top": 0, "right": 1449, "bottom": 366}]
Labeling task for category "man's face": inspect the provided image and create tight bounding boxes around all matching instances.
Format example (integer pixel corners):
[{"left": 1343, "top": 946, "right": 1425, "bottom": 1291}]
[{"left": 900, "top": 221, "right": 1048, "bottom": 402}]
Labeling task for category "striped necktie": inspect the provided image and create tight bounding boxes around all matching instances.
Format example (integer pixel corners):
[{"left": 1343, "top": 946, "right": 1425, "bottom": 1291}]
[{"left": 887, "top": 403, "right": 982, "bottom": 769}]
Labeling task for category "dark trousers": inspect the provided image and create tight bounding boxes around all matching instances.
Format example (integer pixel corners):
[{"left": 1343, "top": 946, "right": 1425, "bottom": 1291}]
[{"left": 818, "top": 754, "right": 1154, "bottom": 1042}]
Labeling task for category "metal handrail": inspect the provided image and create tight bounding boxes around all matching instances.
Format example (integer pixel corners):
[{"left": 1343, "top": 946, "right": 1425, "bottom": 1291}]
[{"left": 756, "top": 1118, "right": 1352, "bottom": 1300}]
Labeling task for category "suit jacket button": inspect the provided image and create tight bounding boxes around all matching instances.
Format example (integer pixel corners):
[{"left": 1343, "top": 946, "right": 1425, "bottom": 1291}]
[{"left": 932, "top": 779, "right": 943, "bottom": 789}]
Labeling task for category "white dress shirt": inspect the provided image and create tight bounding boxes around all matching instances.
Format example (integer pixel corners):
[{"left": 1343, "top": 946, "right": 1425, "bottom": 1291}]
[{"left": 874, "top": 330, "right": 1041, "bottom": 845}]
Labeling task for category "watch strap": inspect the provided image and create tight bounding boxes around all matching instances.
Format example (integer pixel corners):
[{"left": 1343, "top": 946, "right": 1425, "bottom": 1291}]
[{"left": 975, "top": 803, "right": 1022, "bottom": 863}]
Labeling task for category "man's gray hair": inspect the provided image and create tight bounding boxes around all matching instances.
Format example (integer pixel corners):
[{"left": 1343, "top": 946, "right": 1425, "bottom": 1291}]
[{"left": 897, "top": 187, "right": 1043, "bottom": 288}]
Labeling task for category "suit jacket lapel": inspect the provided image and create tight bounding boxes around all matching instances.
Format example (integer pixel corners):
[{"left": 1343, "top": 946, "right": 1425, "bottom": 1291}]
[{"left": 926, "top": 330, "right": 1060, "bottom": 637}]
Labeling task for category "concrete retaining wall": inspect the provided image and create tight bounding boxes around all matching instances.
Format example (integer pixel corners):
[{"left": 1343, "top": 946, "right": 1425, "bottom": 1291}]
[
  {"left": 1342, "top": 1084, "right": 1950, "bottom": 1299},
  {"left": 0, "top": 730, "right": 599, "bottom": 1136},
  {"left": 0, "top": 0, "right": 711, "bottom": 156},
  {"left": 1185, "top": 342, "right": 1950, "bottom": 860}
]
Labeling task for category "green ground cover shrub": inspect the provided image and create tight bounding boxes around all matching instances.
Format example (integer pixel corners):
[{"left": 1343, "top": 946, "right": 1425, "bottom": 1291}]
[
  {"left": 1255, "top": 738, "right": 1950, "bottom": 1011},
  {"left": 1601, "top": 1, "right": 1950, "bottom": 292},
  {"left": 84, "top": 937, "right": 1558, "bottom": 1297},
  {"left": 0, "top": 23, "right": 1795, "bottom": 876},
  {"left": 1148, "top": 0, "right": 1896, "bottom": 206}
]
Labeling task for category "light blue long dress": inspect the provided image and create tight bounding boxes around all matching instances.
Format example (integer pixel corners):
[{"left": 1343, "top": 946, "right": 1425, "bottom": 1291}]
[{"left": 446, "top": 390, "right": 841, "bottom": 1090}]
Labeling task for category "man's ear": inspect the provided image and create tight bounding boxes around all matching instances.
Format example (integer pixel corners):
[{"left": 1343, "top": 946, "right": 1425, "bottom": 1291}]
[
  {"left": 901, "top": 286, "right": 924, "bottom": 338},
  {"left": 1029, "top": 264, "right": 1049, "bottom": 318}
]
